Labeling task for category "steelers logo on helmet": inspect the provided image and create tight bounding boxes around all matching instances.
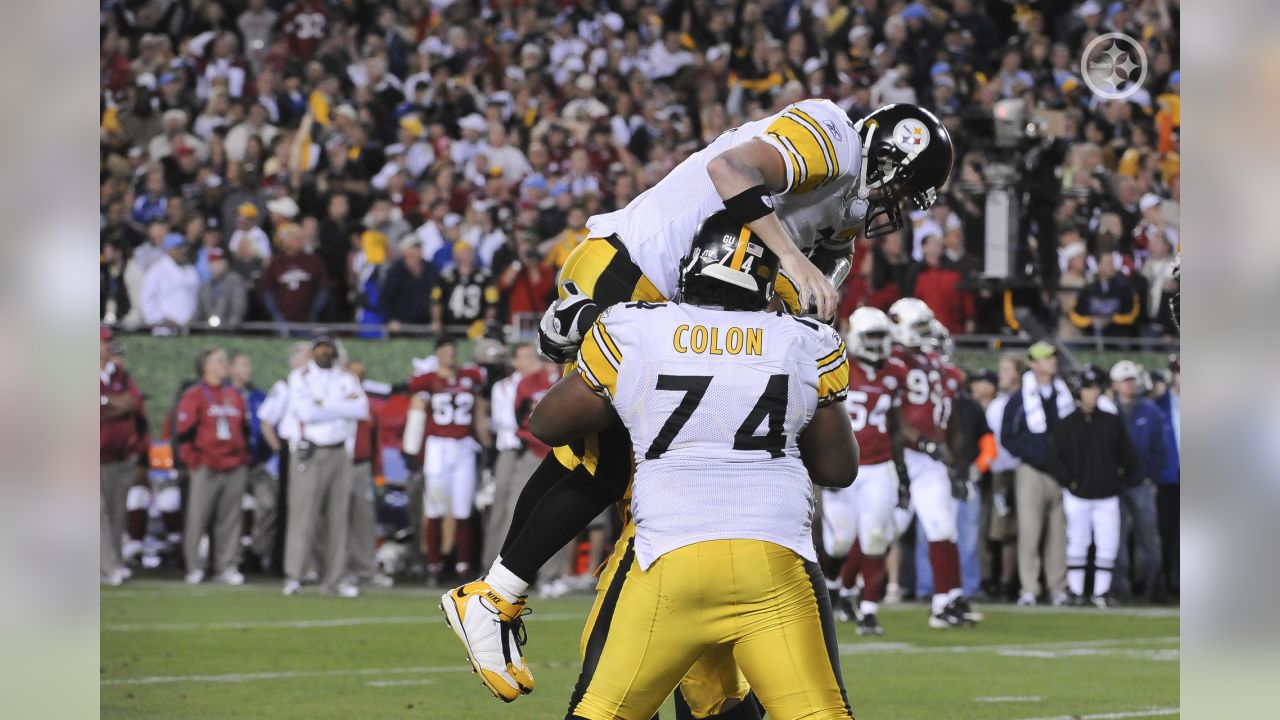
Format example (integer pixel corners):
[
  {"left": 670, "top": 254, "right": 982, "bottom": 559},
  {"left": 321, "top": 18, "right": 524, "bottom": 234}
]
[{"left": 893, "top": 118, "right": 931, "bottom": 155}]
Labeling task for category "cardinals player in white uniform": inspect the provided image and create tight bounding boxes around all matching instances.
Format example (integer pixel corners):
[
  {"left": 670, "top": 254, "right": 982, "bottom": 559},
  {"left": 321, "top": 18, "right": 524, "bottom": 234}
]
[
  {"left": 822, "top": 307, "right": 908, "bottom": 636},
  {"left": 888, "top": 298, "right": 979, "bottom": 627}
]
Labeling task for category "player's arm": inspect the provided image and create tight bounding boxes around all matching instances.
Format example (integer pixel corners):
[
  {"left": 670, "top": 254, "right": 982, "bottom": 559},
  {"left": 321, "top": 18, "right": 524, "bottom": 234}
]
[
  {"left": 527, "top": 370, "right": 613, "bottom": 447},
  {"left": 799, "top": 402, "right": 858, "bottom": 488},
  {"left": 473, "top": 394, "right": 493, "bottom": 448},
  {"left": 706, "top": 139, "right": 837, "bottom": 320}
]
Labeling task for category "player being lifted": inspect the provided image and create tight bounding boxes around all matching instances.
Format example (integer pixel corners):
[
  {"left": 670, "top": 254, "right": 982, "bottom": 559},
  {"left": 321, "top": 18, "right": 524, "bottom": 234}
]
[
  {"left": 888, "top": 298, "right": 979, "bottom": 628},
  {"left": 439, "top": 101, "right": 953, "bottom": 709},
  {"left": 528, "top": 217, "right": 858, "bottom": 720},
  {"left": 821, "top": 307, "right": 909, "bottom": 636}
]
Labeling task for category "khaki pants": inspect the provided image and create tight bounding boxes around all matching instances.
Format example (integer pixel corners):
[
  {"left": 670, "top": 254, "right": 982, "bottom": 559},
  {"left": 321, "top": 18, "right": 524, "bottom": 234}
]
[
  {"left": 100, "top": 460, "right": 134, "bottom": 575},
  {"left": 285, "top": 444, "right": 352, "bottom": 590},
  {"left": 247, "top": 464, "right": 279, "bottom": 561},
  {"left": 1015, "top": 464, "right": 1067, "bottom": 598},
  {"left": 185, "top": 466, "right": 249, "bottom": 575},
  {"left": 483, "top": 449, "right": 540, "bottom": 569},
  {"left": 347, "top": 461, "right": 378, "bottom": 581}
]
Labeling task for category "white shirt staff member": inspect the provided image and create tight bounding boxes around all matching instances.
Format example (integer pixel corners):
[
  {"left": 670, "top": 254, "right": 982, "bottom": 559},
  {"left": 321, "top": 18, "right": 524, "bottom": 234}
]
[{"left": 278, "top": 333, "right": 369, "bottom": 598}]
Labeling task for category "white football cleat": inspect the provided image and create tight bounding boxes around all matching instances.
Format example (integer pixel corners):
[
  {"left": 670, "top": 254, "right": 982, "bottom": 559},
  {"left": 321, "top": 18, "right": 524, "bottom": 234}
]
[
  {"left": 184, "top": 570, "right": 205, "bottom": 585},
  {"left": 440, "top": 580, "right": 534, "bottom": 702},
  {"left": 282, "top": 580, "right": 302, "bottom": 596},
  {"left": 336, "top": 582, "right": 360, "bottom": 599},
  {"left": 101, "top": 568, "right": 130, "bottom": 586}
]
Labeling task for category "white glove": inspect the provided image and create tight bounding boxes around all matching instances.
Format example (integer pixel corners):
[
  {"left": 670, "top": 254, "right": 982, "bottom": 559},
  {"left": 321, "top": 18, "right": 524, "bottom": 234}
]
[
  {"left": 538, "top": 280, "right": 600, "bottom": 363},
  {"left": 474, "top": 471, "right": 496, "bottom": 511}
]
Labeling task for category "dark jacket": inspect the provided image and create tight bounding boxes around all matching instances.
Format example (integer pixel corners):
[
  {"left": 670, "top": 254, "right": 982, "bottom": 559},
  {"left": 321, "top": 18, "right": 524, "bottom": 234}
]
[
  {"left": 378, "top": 257, "right": 437, "bottom": 324},
  {"left": 1117, "top": 397, "right": 1168, "bottom": 487},
  {"left": 1000, "top": 383, "right": 1069, "bottom": 473},
  {"left": 1048, "top": 406, "right": 1136, "bottom": 499},
  {"left": 1153, "top": 391, "right": 1180, "bottom": 485}
]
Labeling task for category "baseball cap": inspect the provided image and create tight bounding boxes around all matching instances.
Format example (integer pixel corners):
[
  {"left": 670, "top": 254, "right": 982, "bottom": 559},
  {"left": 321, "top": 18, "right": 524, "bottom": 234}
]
[
  {"left": 1078, "top": 365, "right": 1104, "bottom": 389},
  {"left": 1027, "top": 341, "right": 1057, "bottom": 361},
  {"left": 310, "top": 329, "right": 337, "bottom": 348},
  {"left": 1109, "top": 360, "right": 1142, "bottom": 382},
  {"left": 237, "top": 202, "right": 259, "bottom": 218},
  {"left": 399, "top": 114, "right": 426, "bottom": 138},
  {"left": 162, "top": 232, "right": 186, "bottom": 251},
  {"left": 970, "top": 368, "right": 997, "bottom": 386},
  {"left": 1139, "top": 193, "right": 1162, "bottom": 212},
  {"left": 399, "top": 233, "right": 422, "bottom": 251},
  {"left": 901, "top": 3, "right": 928, "bottom": 20}
]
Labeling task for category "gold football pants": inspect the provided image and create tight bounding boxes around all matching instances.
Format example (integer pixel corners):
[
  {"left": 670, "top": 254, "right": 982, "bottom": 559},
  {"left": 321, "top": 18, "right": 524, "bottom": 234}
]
[{"left": 569, "top": 538, "right": 853, "bottom": 720}]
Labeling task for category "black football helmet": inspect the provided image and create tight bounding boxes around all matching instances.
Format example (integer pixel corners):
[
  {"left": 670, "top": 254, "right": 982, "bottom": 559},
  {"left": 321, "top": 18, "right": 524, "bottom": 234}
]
[
  {"left": 853, "top": 104, "right": 955, "bottom": 238},
  {"left": 678, "top": 209, "right": 780, "bottom": 312}
]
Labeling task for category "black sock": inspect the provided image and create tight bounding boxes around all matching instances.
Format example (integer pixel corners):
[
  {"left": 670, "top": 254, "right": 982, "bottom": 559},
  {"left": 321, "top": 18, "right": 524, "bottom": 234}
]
[
  {"left": 499, "top": 453, "right": 572, "bottom": 560},
  {"left": 502, "top": 465, "right": 619, "bottom": 583}
]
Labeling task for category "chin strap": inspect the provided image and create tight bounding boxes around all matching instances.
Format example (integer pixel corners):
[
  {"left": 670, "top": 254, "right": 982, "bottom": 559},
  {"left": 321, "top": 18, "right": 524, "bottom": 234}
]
[{"left": 854, "top": 119, "right": 876, "bottom": 200}]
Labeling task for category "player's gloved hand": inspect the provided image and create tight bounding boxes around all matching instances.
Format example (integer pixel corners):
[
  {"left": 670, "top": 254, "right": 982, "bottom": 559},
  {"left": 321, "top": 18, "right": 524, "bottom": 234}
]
[
  {"left": 538, "top": 280, "right": 600, "bottom": 363},
  {"left": 949, "top": 467, "right": 973, "bottom": 501},
  {"left": 920, "top": 439, "right": 951, "bottom": 465},
  {"left": 474, "top": 477, "right": 496, "bottom": 511}
]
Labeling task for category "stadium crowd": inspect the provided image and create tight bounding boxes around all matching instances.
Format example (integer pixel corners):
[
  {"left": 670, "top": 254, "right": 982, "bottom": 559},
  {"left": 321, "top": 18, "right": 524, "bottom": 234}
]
[
  {"left": 100, "top": 322, "right": 1180, "bottom": 610},
  {"left": 100, "top": 0, "right": 1180, "bottom": 344}
]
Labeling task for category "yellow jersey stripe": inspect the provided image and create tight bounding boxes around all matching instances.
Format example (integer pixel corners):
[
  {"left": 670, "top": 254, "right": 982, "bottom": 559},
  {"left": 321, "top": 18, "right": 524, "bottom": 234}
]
[
  {"left": 730, "top": 226, "right": 753, "bottom": 271},
  {"left": 817, "top": 360, "right": 850, "bottom": 404},
  {"left": 790, "top": 108, "right": 839, "bottom": 181},
  {"left": 817, "top": 343, "right": 846, "bottom": 369},
  {"left": 578, "top": 332, "right": 619, "bottom": 397},
  {"left": 768, "top": 130, "right": 809, "bottom": 188},
  {"left": 577, "top": 362, "right": 605, "bottom": 393},
  {"left": 776, "top": 113, "right": 833, "bottom": 191},
  {"left": 595, "top": 323, "right": 623, "bottom": 368},
  {"left": 818, "top": 356, "right": 848, "bottom": 376}
]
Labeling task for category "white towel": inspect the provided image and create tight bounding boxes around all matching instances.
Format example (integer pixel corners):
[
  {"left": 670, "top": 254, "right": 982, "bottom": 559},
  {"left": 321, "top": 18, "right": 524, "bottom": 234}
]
[
  {"left": 1021, "top": 370, "right": 1076, "bottom": 433},
  {"left": 1098, "top": 394, "right": 1119, "bottom": 415}
]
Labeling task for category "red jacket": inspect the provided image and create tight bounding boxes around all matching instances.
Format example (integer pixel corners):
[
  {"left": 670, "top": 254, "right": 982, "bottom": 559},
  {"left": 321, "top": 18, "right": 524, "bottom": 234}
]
[
  {"left": 175, "top": 382, "right": 250, "bottom": 472},
  {"left": 515, "top": 369, "right": 557, "bottom": 459},
  {"left": 100, "top": 362, "right": 144, "bottom": 464},
  {"left": 910, "top": 266, "right": 974, "bottom": 334}
]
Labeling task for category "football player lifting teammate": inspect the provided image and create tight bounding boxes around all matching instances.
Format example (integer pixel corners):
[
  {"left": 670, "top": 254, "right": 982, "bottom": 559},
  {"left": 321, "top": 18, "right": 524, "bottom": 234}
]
[
  {"left": 439, "top": 101, "right": 953, "bottom": 711},
  {"left": 529, "top": 217, "right": 857, "bottom": 720}
]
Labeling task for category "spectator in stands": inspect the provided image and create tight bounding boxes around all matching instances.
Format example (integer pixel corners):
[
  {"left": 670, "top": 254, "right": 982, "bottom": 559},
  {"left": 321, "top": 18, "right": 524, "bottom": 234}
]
[
  {"left": 196, "top": 248, "right": 247, "bottom": 329},
  {"left": 1001, "top": 342, "right": 1071, "bottom": 607},
  {"left": 132, "top": 166, "right": 169, "bottom": 224},
  {"left": 868, "top": 231, "right": 911, "bottom": 311},
  {"left": 1108, "top": 360, "right": 1167, "bottom": 603},
  {"left": 175, "top": 347, "right": 250, "bottom": 586},
  {"left": 140, "top": 233, "right": 199, "bottom": 331},
  {"left": 498, "top": 232, "right": 555, "bottom": 327},
  {"left": 1069, "top": 253, "right": 1140, "bottom": 339},
  {"left": 149, "top": 109, "right": 207, "bottom": 163},
  {"left": 259, "top": 223, "right": 330, "bottom": 325},
  {"left": 100, "top": 327, "right": 144, "bottom": 585},
  {"left": 904, "top": 235, "right": 975, "bottom": 334},
  {"left": 431, "top": 243, "right": 498, "bottom": 337},
  {"left": 229, "top": 202, "right": 271, "bottom": 262},
  {"left": 101, "top": 241, "right": 132, "bottom": 324},
  {"left": 1057, "top": 241, "right": 1089, "bottom": 340},
  {"left": 380, "top": 235, "right": 437, "bottom": 333},
  {"left": 541, "top": 203, "right": 589, "bottom": 271}
]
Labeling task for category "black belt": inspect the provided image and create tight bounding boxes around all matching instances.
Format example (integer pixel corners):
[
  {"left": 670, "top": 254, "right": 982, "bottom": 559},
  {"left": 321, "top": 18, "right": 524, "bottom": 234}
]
[{"left": 302, "top": 441, "right": 345, "bottom": 449}]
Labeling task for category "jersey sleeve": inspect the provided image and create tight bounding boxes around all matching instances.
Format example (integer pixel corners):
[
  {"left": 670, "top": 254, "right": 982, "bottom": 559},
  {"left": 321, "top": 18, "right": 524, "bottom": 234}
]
[
  {"left": 576, "top": 313, "right": 625, "bottom": 400},
  {"left": 406, "top": 372, "right": 432, "bottom": 396},
  {"left": 814, "top": 325, "right": 849, "bottom": 407},
  {"left": 759, "top": 100, "right": 858, "bottom": 194}
]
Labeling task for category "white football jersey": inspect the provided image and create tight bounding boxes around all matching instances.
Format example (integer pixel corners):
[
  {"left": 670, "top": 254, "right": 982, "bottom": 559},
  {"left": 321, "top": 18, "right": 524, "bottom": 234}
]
[
  {"left": 586, "top": 98, "right": 867, "bottom": 299},
  {"left": 576, "top": 301, "right": 850, "bottom": 569}
]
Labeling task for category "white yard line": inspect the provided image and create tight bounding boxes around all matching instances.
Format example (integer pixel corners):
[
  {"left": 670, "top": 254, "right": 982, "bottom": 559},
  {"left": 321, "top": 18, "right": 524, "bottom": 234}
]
[
  {"left": 838, "top": 636, "right": 1178, "bottom": 657},
  {"left": 103, "top": 666, "right": 466, "bottom": 686},
  {"left": 1010, "top": 707, "right": 1179, "bottom": 720},
  {"left": 975, "top": 696, "right": 1043, "bottom": 703},
  {"left": 103, "top": 612, "right": 585, "bottom": 632},
  {"left": 366, "top": 679, "right": 436, "bottom": 687}
]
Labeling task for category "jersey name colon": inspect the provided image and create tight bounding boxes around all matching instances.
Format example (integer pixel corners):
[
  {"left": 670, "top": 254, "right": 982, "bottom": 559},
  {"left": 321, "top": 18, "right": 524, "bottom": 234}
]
[
  {"left": 576, "top": 301, "right": 848, "bottom": 569},
  {"left": 846, "top": 357, "right": 908, "bottom": 465},
  {"left": 408, "top": 367, "right": 485, "bottom": 439},
  {"left": 586, "top": 98, "right": 865, "bottom": 299}
]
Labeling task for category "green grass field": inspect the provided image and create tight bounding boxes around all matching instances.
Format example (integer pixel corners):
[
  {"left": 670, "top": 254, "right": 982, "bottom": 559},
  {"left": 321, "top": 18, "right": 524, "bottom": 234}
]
[{"left": 102, "top": 579, "right": 1178, "bottom": 719}]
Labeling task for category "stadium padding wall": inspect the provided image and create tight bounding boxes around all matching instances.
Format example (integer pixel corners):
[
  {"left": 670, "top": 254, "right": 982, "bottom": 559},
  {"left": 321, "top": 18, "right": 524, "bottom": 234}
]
[{"left": 116, "top": 335, "right": 1169, "bottom": 429}]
